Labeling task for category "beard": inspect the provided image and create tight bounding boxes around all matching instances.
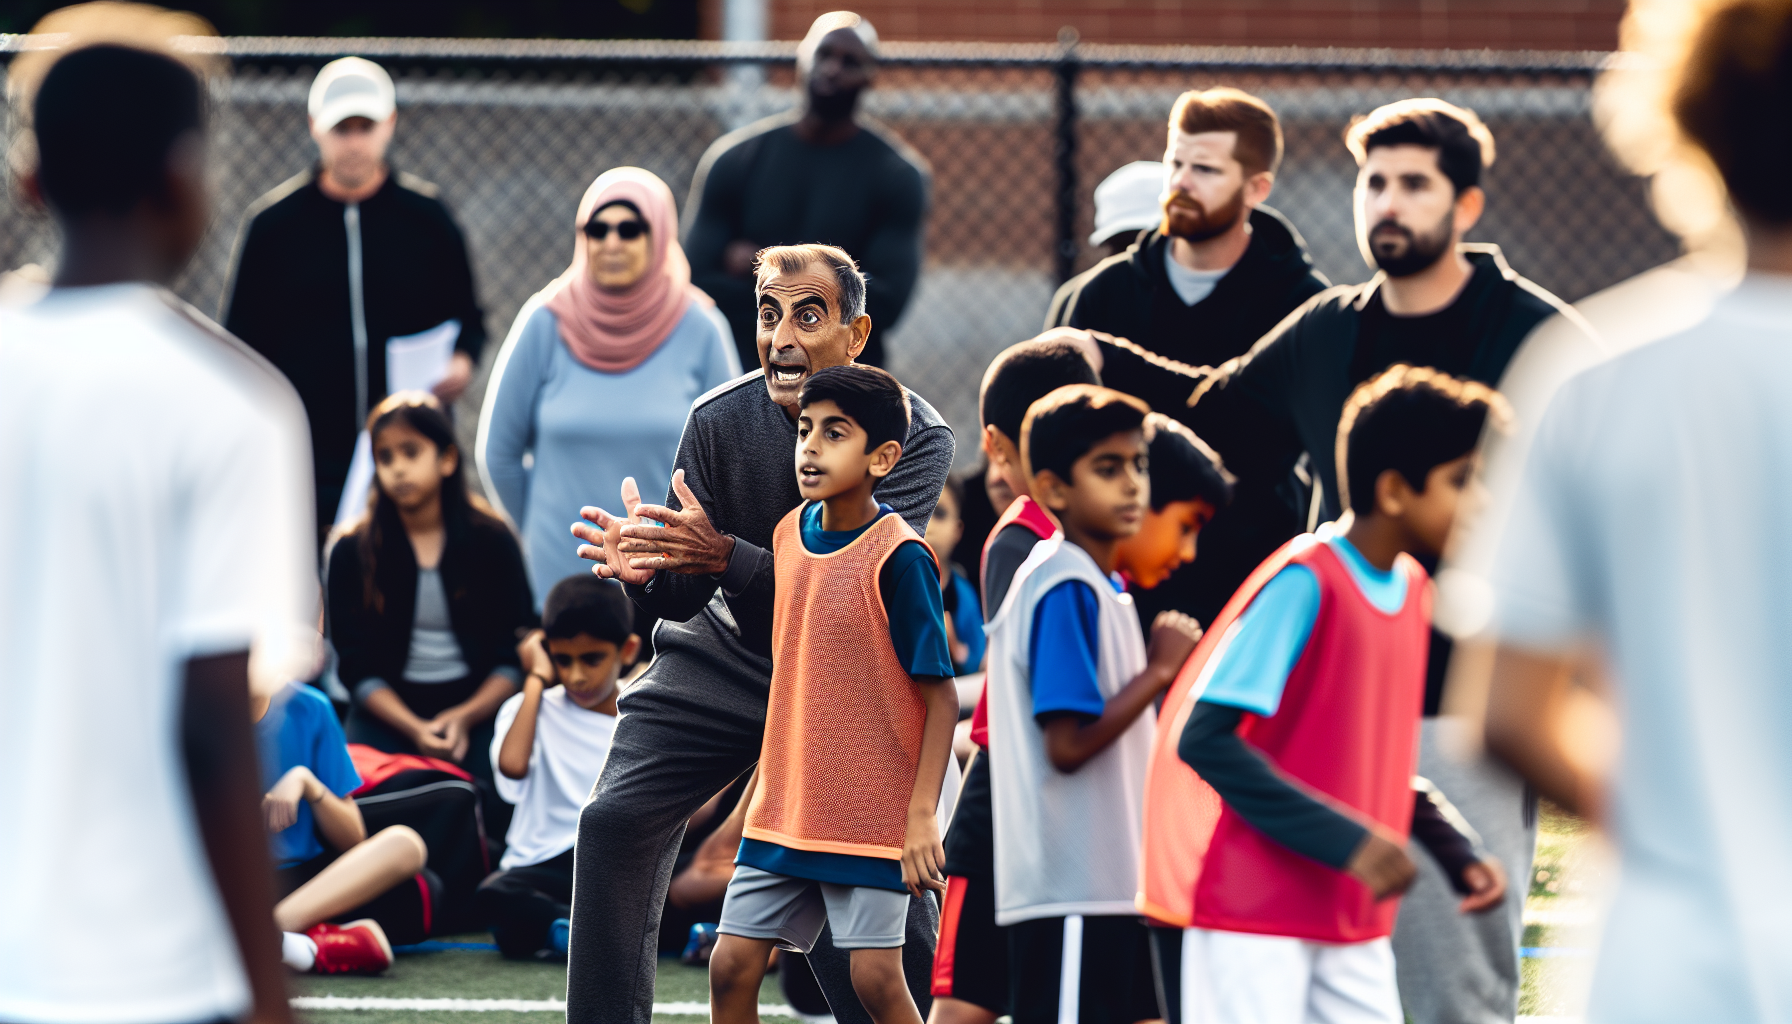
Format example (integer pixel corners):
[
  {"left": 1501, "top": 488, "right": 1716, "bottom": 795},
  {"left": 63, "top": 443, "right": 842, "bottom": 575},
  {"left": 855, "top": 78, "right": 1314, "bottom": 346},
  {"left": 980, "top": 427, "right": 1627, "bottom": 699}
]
[
  {"left": 806, "top": 82, "right": 862, "bottom": 121},
  {"left": 1160, "top": 186, "right": 1246, "bottom": 243},
  {"left": 1366, "top": 212, "right": 1454, "bottom": 277}
]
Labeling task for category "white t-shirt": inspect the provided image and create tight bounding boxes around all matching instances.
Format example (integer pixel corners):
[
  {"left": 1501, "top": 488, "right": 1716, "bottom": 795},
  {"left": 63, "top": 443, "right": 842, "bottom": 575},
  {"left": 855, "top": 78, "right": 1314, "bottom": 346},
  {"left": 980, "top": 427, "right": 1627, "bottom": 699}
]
[
  {"left": 491, "top": 686, "right": 617, "bottom": 870},
  {"left": 1489, "top": 274, "right": 1792, "bottom": 1023},
  {"left": 0, "top": 285, "right": 317, "bottom": 1024}
]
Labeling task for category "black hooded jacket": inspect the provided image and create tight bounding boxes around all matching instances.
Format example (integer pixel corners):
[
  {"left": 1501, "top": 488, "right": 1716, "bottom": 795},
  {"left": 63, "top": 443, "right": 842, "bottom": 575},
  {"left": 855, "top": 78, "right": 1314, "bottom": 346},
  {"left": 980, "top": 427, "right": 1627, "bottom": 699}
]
[{"left": 1046, "top": 206, "right": 1330, "bottom": 626}]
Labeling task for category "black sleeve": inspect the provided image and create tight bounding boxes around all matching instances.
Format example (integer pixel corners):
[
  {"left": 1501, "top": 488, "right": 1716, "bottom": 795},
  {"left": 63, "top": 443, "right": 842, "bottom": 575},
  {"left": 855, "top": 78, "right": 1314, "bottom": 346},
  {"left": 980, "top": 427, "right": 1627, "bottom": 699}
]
[
  {"left": 222, "top": 216, "right": 276, "bottom": 358},
  {"left": 623, "top": 412, "right": 728, "bottom": 624},
  {"left": 980, "top": 524, "right": 1038, "bottom": 623},
  {"left": 1410, "top": 776, "right": 1487, "bottom": 894},
  {"left": 859, "top": 158, "right": 928, "bottom": 339},
  {"left": 437, "top": 207, "right": 488, "bottom": 361},
  {"left": 1183, "top": 302, "right": 1312, "bottom": 487},
  {"left": 478, "top": 524, "right": 536, "bottom": 673},
  {"left": 325, "top": 539, "right": 378, "bottom": 694},
  {"left": 683, "top": 142, "right": 757, "bottom": 331},
  {"left": 1094, "top": 333, "right": 1210, "bottom": 416},
  {"left": 1178, "top": 700, "right": 1367, "bottom": 869}
]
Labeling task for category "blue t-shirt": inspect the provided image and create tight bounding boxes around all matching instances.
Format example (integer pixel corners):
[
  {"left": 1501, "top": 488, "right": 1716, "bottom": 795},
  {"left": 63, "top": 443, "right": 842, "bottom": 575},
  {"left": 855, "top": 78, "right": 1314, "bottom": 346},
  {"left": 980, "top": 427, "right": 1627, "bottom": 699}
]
[
  {"left": 1028, "top": 573, "right": 1128, "bottom": 723},
  {"left": 736, "top": 502, "right": 953, "bottom": 892},
  {"left": 255, "top": 682, "right": 362, "bottom": 868},
  {"left": 946, "top": 567, "right": 987, "bottom": 675},
  {"left": 1198, "top": 534, "right": 1408, "bottom": 718}
]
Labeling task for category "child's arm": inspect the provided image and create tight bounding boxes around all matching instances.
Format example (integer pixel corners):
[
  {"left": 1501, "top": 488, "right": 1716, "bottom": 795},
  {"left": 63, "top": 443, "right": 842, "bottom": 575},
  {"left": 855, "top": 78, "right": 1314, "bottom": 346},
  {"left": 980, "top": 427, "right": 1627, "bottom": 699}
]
[
  {"left": 263, "top": 765, "right": 368, "bottom": 852},
  {"left": 497, "top": 630, "right": 552, "bottom": 781},
  {"left": 1410, "top": 778, "right": 1508, "bottom": 913},
  {"left": 1041, "top": 609, "right": 1202, "bottom": 772},
  {"left": 902, "top": 676, "right": 960, "bottom": 899}
]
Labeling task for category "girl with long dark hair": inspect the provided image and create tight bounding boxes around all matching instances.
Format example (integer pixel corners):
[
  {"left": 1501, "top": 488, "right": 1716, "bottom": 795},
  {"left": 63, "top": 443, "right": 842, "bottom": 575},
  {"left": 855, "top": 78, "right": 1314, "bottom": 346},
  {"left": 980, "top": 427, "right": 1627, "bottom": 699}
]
[{"left": 328, "top": 392, "right": 534, "bottom": 819}]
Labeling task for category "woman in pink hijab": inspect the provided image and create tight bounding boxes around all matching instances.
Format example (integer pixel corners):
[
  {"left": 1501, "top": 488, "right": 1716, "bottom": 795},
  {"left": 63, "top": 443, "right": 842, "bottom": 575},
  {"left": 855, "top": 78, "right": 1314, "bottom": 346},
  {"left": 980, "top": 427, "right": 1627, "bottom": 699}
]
[{"left": 478, "top": 167, "right": 741, "bottom": 610}]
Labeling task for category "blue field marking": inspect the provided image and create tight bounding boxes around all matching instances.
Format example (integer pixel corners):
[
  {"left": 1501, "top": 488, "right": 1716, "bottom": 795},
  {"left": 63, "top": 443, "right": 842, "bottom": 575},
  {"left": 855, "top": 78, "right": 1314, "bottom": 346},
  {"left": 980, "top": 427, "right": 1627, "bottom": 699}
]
[
  {"left": 393, "top": 940, "right": 501, "bottom": 953},
  {"left": 1521, "top": 947, "right": 1592, "bottom": 958}
]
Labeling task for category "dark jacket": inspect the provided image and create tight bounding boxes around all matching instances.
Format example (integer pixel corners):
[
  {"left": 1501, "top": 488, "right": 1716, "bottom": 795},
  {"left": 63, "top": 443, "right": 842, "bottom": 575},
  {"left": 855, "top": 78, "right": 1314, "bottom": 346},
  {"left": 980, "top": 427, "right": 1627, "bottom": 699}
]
[
  {"left": 224, "top": 169, "right": 487, "bottom": 531},
  {"left": 683, "top": 113, "right": 930, "bottom": 370},
  {"left": 1047, "top": 206, "right": 1330, "bottom": 626},
  {"left": 327, "top": 509, "right": 535, "bottom": 701},
  {"left": 625, "top": 370, "right": 955, "bottom": 659}
]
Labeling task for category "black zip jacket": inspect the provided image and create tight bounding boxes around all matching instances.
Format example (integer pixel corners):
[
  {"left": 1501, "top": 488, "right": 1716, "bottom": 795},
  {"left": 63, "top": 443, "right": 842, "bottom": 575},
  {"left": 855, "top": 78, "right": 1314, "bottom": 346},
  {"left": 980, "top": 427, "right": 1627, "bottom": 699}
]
[
  {"left": 224, "top": 168, "right": 487, "bottom": 531},
  {"left": 1047, "top": 206, "right": 1331, "bottom": 626},
  {"left": 327, "top": 509, "right": 535, "bottom": 700}
]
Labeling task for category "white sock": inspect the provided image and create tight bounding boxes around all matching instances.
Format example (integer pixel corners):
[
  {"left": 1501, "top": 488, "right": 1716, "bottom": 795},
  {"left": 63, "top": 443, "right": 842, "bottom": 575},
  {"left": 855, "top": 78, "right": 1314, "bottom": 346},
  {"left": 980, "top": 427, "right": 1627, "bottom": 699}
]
[{"left": 282, "top": 931, "right": 317, "bottom": 972}]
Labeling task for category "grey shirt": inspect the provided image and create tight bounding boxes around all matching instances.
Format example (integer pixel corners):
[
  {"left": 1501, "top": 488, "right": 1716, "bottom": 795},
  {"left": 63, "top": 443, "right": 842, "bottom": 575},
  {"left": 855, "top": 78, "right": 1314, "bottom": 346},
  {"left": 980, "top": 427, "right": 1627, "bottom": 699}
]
[{"left": 402, "top": 566, "right": 469, "bottom": 683}]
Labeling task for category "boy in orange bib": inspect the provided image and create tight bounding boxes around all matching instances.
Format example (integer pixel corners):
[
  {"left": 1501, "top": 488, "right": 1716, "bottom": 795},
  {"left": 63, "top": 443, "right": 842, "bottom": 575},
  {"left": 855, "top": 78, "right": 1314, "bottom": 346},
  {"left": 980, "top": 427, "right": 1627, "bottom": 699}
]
[{"left": 709, "top": 365, "right": 961, "bottom": 1024}]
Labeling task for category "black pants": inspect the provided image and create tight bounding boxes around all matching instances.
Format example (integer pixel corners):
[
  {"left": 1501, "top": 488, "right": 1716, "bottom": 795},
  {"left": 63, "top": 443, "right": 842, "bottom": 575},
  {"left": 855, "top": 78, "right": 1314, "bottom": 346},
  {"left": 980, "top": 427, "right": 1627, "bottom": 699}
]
[
  {"left": 566, "top": 609, "right": 938, "bottom": 1024},
  {"left": 346, "top": 675, "right": 512, "bottom": 846},
  {"left": 277, "top": 849, "right": 440, "bottom": 946},
  {"left": 475, "top": 848, "right": 574, "bottom": 959},
  {"left": 1008, "top": 915, "right": 1159, "bottom": 1024}
]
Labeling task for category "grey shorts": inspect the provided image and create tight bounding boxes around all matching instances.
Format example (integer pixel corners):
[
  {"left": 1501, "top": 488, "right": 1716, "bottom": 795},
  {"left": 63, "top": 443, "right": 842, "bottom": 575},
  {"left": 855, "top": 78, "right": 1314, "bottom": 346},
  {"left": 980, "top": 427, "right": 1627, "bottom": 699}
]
[{"left": 717, "top": 865, "right": 911, "bottom": 951}]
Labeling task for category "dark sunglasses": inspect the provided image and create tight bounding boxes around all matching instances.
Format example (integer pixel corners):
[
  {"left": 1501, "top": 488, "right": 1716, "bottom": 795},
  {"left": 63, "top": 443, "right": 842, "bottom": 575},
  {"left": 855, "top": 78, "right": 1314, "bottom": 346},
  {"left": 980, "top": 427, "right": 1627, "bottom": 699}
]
[{"left": 584, "top": 219, "right": 647, "bottom": 241}]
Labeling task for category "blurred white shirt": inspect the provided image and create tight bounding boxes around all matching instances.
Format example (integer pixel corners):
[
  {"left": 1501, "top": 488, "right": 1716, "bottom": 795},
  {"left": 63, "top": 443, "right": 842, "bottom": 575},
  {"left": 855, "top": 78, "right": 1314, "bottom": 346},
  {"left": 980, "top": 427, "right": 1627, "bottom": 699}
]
[
  {"left": 0, "top": 284, "right": 316, "bottom": 1024},
  {"left": 491, "top": 685, "right": 616, "bottom": 871},
  {"left": 1490, "top": 273, "right": 1792, "bottom": 1023}
]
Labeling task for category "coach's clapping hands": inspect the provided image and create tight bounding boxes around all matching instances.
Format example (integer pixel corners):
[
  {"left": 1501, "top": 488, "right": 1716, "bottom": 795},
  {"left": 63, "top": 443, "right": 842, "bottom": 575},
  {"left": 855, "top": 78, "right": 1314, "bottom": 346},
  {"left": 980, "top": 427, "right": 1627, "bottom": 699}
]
[{"left": 574, "top": 468, "right": 737, "bottom": 581}]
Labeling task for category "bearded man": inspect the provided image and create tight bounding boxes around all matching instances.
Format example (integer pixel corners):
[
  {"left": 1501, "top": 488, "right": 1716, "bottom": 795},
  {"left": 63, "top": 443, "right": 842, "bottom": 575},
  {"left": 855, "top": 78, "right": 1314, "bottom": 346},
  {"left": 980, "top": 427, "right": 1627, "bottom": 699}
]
[
  {"left": 565, "top": 244, "right": 952, "bottom": 1024},
  {"left": 1050, "top": 87, "right": 1329, "bottom": 627},
  {"left": 1187, "top": 98, "right": 1595, "bottom": 1024}
]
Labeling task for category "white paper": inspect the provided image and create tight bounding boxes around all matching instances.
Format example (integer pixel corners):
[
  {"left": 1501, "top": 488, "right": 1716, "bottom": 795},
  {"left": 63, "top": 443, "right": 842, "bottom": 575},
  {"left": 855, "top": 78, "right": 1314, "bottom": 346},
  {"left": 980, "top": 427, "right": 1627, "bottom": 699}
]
[{"left": 333, "top": 320, "right": 462, "bottom": 530}]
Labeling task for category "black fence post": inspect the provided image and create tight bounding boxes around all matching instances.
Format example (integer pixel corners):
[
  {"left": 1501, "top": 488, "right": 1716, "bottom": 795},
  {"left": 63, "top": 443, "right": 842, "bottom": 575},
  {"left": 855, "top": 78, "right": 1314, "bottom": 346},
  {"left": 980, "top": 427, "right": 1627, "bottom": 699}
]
[{"left": 1053, "top": 26, "right": 1081, "bottom": 286}]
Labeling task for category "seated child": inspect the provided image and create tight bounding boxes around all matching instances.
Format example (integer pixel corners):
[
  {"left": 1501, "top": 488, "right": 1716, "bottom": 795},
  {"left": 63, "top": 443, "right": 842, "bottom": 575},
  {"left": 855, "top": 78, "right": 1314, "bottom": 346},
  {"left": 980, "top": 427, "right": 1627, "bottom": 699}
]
[
  {"left": 933, "top": 335, "right": 1100, "bottom": 1024},
  {"left": 476, "top": 575, "right": 637, "bottom": 960},
  {"left": 925, "top": 474, "right": 986, "bottom": 674},
  {"left": 708, "top": 365, "right": 960, "bottom": 1024},
  {"left": 254, "top": 681, "right": 430, "bottom": 976},
  {"left": 983, "top": 385, "right": 1203, "bottom": 1024},
  {"left": 1174, "top": 365, "right": 1510, "bottom": 1024}
]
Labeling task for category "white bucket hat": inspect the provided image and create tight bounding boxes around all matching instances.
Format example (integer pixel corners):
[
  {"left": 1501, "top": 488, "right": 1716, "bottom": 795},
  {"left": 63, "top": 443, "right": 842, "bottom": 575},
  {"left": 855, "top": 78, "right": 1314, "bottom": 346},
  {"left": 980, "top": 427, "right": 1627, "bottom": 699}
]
[{"left": 1089, "top": 160, "right": 1167, "bottom": 246}]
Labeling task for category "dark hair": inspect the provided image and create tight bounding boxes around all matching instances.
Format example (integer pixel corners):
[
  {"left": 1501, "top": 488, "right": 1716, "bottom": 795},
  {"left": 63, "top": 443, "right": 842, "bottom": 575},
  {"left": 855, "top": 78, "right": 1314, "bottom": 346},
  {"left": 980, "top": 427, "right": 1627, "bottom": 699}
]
[
  {"left": 1144, "top": 413, "right": 1234, "bottom": 512},
  {"left": 799, "top": 364, "right": 911, "bottom": 453},
  {"left": 1675, "top": 0, "right": 1792, "bottom": 225},
  {"left": 348, "top": 391, "right": 507, "bottom": 612},
  {"left": 939, "top": 470, "right": 966, "bottom": 512},
  {"left": 1344, "top": 98, "right": 1496, "bottom": 195},
  {"left": 542, "top": 575, "right": 635, "bottom": 645},
  {"left": 1021, "top": 385, "right": 1150, "bottom": 487},
  {"left": 590, "top": 199, "right": 643, "bottom": 223},
  {"left": 1170, "top": 86, "right": 1283, "bottom": 176},
  {"left": 1336, "top": 365, "right": 1512, "bottom": 515},
  {"left": 979, "top": 337, "right": 1102, "bottom": 445},
  {"left": 33, "top": 44, "right": 203, "bottom": 219},
  {"left": 754, "top": 243, "right": 867, "bottom": 322}
]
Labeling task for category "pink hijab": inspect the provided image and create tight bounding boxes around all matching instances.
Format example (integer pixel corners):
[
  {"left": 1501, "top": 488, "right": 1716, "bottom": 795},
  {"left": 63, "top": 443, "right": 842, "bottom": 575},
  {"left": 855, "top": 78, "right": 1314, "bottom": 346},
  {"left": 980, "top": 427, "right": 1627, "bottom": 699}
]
[{"left": 547, "top": 167, "right": 708, "bottom": 374}]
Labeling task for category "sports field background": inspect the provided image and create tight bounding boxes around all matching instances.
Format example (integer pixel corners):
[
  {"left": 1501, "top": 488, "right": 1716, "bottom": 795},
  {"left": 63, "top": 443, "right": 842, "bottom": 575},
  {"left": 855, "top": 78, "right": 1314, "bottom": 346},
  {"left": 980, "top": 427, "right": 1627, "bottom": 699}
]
[{"left": 289, "top": 804, "right": 1601, "bottom": 1023}]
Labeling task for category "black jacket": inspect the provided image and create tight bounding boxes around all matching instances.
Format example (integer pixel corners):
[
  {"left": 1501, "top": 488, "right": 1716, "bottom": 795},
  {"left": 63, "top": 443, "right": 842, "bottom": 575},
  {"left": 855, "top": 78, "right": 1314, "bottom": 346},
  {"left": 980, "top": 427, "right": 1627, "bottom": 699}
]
[
  {"left": 224, "top": 169, "right": 487, "bottom": 530},
  {"left": 625, "top": 370, "right": 954, "bottom": 659},
  {"left": 327, "top": 510, "right": 535, "bottom": 701},
  {"left": 1047, "top": 207, "right": 1330, "bottom": 626}
]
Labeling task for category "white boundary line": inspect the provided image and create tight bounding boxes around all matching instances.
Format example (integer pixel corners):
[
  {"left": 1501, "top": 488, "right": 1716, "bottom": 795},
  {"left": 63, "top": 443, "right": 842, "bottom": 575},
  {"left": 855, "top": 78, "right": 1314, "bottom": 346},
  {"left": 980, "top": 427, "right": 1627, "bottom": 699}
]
[{"left": 291, "top": 996, "right": 800, "bottom": 1015}]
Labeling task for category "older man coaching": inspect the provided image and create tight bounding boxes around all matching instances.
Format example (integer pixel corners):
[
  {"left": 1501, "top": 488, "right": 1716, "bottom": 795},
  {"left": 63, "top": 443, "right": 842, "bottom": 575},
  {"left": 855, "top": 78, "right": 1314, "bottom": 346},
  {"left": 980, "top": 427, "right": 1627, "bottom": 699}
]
[{"left": 568, "top": 244, "right": 953, "bottom": 1024}]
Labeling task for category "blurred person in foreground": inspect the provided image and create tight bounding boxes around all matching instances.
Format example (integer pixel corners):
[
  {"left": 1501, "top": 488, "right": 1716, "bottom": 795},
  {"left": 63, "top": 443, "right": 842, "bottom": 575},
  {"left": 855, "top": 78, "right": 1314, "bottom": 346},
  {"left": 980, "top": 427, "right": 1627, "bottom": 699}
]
[
  {"left": 224, "top": 56, "right": 487, "bottom": 542},
  {"left": 1479, "top": 3, "right": 1792, "bottom": 1020},
  {"left": 1052, "top": 89, "right": 1330, "bottom": 629},
  {"left": 0, "top": 35, "right": 316, "bottom": 1024},
  {"left": 478, "top": 167, "right": 739, "bottom": 616},
  {"left": 684, "top": 11, "right": 928, "bottom": 370},
  {"left": 1183, "top": 98, "right": 1595, "bottom": 1024},
  {"left": 568, "top": 244, "right": 954, "bottom": 1024}
]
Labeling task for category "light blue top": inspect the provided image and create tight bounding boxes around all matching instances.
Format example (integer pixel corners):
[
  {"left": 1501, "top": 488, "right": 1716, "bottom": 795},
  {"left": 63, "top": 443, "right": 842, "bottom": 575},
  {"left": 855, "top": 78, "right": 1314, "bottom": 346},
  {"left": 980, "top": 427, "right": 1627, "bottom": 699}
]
[
  {"left": 1198, "top": 533, "right": 1407, "bottom": 718},
  {"left": 479, "top": 299, "right": 741, "bottom": 606}
]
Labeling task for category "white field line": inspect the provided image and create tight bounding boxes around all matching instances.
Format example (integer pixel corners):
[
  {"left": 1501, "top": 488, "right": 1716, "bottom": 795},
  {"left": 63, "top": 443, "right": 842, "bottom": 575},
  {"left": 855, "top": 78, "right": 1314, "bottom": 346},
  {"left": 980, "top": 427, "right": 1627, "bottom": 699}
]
[{"left": 291, "top": 996, "right": 800, "bottom": 1015}]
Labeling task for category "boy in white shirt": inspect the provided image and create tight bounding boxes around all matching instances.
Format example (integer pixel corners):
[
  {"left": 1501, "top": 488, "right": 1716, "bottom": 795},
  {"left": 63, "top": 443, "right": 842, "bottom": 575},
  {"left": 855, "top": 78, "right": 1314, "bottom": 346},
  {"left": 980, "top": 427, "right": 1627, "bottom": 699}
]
[{"left": 477, "top": 576, "right": 638, "bottom": 959}]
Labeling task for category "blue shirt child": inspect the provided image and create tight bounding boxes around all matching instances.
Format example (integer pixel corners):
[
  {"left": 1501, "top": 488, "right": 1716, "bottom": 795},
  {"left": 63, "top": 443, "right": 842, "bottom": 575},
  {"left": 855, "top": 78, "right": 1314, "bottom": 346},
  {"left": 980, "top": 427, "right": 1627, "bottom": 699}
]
[{"left": 255, "top": 682, "right": 363, "bottom": 869}]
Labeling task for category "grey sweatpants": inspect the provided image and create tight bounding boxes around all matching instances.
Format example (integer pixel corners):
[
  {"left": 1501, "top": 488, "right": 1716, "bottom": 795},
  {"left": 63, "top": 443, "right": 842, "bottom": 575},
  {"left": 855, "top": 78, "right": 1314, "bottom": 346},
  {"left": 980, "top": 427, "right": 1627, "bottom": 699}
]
[
  {"left": 1393, "top": 719, "right": 1538, "bottom": 1024},
  {"left": 565, "top": 602, "right": 938, "bottom": 1024}
]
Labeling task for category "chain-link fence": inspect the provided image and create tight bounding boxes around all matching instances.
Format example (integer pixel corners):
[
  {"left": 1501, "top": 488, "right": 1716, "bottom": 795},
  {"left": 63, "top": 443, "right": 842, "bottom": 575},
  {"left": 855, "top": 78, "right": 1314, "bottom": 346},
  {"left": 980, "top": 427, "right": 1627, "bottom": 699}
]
[{"left": 1, "top": 38, "right": 1677, "bottom": 473}]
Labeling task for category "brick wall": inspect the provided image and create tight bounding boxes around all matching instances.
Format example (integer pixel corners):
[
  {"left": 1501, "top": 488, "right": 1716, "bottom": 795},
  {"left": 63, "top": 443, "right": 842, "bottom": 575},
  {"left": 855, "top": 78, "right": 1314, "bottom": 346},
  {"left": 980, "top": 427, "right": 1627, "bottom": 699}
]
[{"left": 760, "top": 1, "right": 1624, "bottom": 50}]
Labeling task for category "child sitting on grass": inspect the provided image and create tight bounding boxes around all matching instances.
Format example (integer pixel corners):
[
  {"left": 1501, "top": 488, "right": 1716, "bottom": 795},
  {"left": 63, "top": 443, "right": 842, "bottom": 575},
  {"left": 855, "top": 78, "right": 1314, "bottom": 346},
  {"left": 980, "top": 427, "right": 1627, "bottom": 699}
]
[
  {"left": 477, "top": 575, "right": 638, "bottom": 960},
  {"left": 1173, "top": 365, "right": 1509, "bottom": 1023},
  {"left": 255, "top": 681, "right": 430, "bottom": 976},
  {"left": 984, "top": 385, "right": 1203, "bottom": 1024},
  {"left": 708, "top": 365, "right": 959, "bottom": 1024}
]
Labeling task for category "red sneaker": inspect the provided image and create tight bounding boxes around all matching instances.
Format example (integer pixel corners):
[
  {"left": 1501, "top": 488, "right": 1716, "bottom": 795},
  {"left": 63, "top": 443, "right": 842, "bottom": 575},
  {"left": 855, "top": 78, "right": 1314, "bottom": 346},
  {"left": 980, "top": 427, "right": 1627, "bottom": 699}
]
[{"left": 307, "top": 919, "right": 394, "bottom": 975}]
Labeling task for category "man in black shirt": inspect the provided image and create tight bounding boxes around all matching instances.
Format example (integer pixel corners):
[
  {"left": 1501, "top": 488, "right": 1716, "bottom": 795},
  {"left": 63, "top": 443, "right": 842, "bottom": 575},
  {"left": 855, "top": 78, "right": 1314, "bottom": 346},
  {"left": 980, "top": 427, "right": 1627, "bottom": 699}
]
[
  {"left": 1050, "top": 88, "right": 1330, "bottom": 626},
  {"left": 567, "top": 245, "right": 953, "bottom": 1024},
  {"left": 1187, "top": 98, "right": 1594, "bottom": 1024},
  {"left": 224, "top": 57, "right": 485, "bottom": 538},
  {"left": 683, "top": 11, "right": 929, "bottom": 370}
]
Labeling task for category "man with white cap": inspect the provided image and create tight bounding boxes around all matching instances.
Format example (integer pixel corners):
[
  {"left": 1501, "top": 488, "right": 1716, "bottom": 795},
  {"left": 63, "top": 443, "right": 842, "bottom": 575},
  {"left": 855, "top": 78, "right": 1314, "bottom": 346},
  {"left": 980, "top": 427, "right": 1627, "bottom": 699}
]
[
  {"left": 684, "top": 11, "right": 929, "bottom": 370},
  {"left": 224, "top": 56, "right": 487, "bottom": 541}
]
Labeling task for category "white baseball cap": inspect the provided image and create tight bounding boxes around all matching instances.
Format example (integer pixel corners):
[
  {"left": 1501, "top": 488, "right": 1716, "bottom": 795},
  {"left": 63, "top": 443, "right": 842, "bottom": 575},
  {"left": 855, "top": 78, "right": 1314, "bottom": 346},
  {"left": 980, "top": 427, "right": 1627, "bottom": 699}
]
[
  {"left": 308, "top": 56, "right": 395, "bottom": 130},
  {"left": 1089, "top": 160, "right": 1167, "bottom": 246}
]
